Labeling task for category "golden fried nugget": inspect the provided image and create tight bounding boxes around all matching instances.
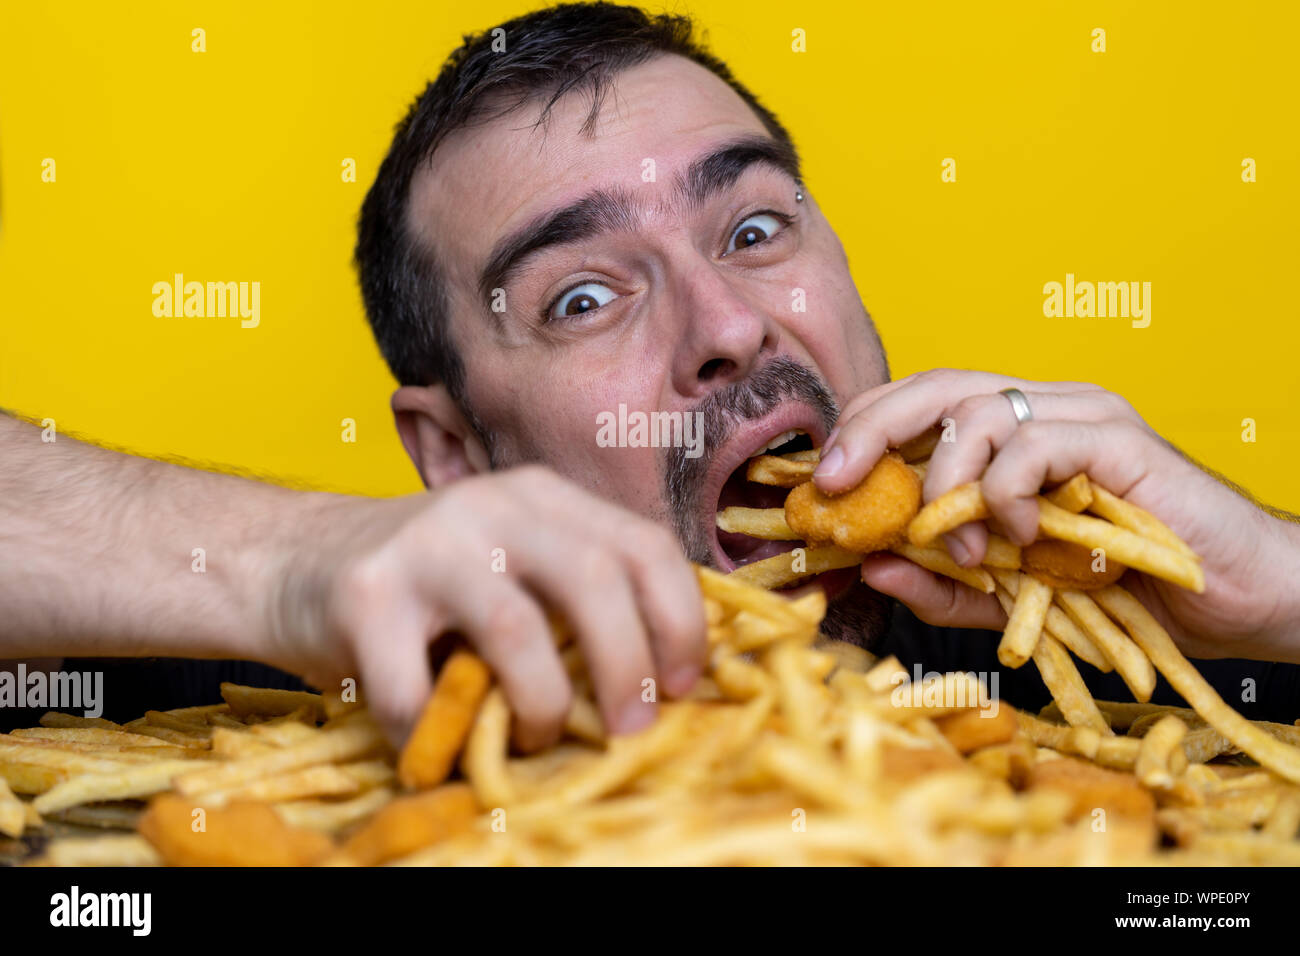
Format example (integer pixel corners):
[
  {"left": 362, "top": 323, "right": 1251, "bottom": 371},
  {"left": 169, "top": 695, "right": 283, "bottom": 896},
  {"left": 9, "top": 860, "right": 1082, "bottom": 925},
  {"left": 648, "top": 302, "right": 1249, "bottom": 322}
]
[
  {"left": 139, "top": 793, "right": 334, "bottom": 866},
  {"left": 879, "top": 742, "right": 967, "bottom": 783},
  {"left": 784, "top": 452, "right": 921, "bottom": 553},
  {"left": 1022, "top": 538, "right": 1126, "bottom": 590},
  {"left": 934, "top": 706, "right": 1019, "bottom": 754},
  {"left": 398, "top": 650, "right": 492, "bottom": 790},
  {"left": 1026, "top": 755, "right": 1156, "bottom": 820},
  {"left": 333, "top": 783, "right": 478, "bottom": 866}
]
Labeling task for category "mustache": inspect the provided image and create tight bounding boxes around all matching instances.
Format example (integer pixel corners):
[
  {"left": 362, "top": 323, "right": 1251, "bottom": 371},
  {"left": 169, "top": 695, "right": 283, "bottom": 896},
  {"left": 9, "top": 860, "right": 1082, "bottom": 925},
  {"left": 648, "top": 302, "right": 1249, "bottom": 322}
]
[{"left": 663, "top": 356, "right": 840, "bottom": 563}]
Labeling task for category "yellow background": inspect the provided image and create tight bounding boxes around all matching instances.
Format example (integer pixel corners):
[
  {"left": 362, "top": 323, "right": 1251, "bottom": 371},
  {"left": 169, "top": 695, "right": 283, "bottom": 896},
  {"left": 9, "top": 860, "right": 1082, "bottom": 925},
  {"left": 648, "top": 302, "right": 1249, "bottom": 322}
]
[{"left": 2, "top": 1, "right": 1296, "bottom": 507}]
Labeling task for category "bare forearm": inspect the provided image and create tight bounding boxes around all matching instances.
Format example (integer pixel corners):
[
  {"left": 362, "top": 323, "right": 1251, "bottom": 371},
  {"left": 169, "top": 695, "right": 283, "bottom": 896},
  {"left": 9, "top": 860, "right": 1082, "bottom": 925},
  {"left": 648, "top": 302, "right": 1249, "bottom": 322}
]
[{"left": 0, "top": 413, "right": 334, "bottom": 662}]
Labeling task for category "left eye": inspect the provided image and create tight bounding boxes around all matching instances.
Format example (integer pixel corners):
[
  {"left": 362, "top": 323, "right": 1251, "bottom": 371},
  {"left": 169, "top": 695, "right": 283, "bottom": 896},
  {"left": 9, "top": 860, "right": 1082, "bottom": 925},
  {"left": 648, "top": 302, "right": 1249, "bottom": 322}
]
[
  {"left": 726, "top": 213, "right": 785, "bottom": 254},
  {"left": 548, "top": 282, "right": 618, "bottom": 321}
]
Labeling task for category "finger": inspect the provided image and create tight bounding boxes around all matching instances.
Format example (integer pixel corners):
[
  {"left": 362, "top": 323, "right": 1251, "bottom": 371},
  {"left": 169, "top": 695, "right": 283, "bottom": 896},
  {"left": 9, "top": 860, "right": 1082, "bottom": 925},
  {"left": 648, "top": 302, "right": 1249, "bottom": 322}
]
[
  {"left": 981, "top": 419, "right": 1157, "bottom": 545},
  {"left": 924, "top": 390, "right": 1125, "bottom": 562},
  {"left": 859, "top": 553, "right": 1007, "bottom": 630},
  {"left": 513, "top": 536, "right": 659, "bottom": 737},
  {"left": 609, "top": 522, "right": 708, "bottom": 698},
  {"left": 816, "top": 370, "right": 1029, "bottom": 494},
  {"left": 445, "top": 582, "right": 573, "bottom": 753},
  {"left": 823, "top": 369, "right": 1031, "bottom": 449},
  {"left": 348, "top": 604, "right": 438, "bottom": 749},
  {"left": 526, "top": 473, "right": 707, "bottom": 699}
]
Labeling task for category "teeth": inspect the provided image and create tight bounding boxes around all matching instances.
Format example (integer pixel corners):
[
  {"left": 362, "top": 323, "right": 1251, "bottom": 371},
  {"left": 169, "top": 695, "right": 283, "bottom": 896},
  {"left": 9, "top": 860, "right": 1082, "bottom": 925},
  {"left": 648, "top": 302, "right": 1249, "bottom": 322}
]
[{"left": 756, "top": 429, "right": 805, "bottom": 455}]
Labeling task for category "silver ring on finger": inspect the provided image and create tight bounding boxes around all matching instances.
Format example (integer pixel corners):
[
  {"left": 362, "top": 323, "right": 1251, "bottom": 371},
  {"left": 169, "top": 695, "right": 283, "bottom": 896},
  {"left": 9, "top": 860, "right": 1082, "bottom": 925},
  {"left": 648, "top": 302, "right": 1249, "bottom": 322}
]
[{"left": 998, "top": 387, "right": 1033, "bottom": 426}]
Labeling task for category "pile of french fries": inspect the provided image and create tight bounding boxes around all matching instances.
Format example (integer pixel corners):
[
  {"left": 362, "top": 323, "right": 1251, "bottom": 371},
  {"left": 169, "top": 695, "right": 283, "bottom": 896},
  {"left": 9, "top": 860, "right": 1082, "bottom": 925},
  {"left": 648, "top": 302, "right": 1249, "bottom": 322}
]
[{"left": 3, "top": 555, "right": 1300, "bottom": 864}]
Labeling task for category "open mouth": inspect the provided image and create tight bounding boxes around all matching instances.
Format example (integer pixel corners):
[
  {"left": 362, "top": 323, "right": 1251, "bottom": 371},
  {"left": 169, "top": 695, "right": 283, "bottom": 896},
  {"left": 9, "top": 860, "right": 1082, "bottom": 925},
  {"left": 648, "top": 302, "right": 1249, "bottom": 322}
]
[
  {"left": 707, "top": 415, "right": 856, "bottom": 599},
  {"left": 715, "top": 428, "right": 813, "bottom": 569}
]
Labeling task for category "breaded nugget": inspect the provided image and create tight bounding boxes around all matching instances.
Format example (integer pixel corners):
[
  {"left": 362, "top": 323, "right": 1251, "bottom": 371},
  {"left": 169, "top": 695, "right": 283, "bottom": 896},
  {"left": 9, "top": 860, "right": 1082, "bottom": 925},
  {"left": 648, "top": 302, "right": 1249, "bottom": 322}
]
[
  {"left": 784, "top": 452, "right": 921, "bottom": 553},
  {"left": 1022, "top": 538, "right": 1126, "bottom": 590}
]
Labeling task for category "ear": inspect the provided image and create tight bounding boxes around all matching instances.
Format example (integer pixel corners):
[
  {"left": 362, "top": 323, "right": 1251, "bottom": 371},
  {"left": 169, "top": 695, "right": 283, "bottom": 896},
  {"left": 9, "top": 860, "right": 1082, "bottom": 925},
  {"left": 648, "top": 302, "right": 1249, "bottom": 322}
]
[{"left": 391, "top": 385, "right": 490, "bottom": 489}]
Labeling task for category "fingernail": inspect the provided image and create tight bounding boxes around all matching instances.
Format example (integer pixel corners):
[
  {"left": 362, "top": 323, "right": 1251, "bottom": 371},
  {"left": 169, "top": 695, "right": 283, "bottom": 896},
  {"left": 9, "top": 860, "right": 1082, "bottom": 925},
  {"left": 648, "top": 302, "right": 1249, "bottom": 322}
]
[
  {"left": 823, "top": 427, "right": 840, "bottom": 451},
  {"left": 814, "top": 445, "right": 844, "bottom": 479},
  {"left": 615, "top": 698, "right": 656, "bottom": 735},
  {"left": 946, "top": 536, "right": 970, "bottom": 566}
]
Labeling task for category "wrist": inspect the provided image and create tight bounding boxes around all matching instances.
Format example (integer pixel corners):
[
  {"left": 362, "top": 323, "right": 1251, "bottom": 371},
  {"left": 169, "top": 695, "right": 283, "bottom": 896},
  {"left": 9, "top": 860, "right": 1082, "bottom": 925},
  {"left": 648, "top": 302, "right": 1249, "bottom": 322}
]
[
  {"left": 1252, "top": 514, "right": 1300, "bottom": 663},
  {"left": 255, "top": 489, "right": 363, "bottom": 680}
]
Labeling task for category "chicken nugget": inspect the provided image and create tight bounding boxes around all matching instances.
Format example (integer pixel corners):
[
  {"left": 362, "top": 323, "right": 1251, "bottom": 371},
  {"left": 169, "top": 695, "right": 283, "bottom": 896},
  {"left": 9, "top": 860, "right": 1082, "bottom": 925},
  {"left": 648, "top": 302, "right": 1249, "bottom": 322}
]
[
  {"left": 1022, "top": 538, "right": 1126, "bottom": 590},
  {"left": 784, "top": 452, "right": 921, "bottom": 553}
]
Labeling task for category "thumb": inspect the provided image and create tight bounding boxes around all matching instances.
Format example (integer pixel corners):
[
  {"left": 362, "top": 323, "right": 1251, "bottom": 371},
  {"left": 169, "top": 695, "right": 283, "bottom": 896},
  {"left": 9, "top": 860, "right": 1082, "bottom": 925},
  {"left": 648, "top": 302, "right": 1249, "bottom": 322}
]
[{"left": 860, "top": 553, "right": 1007, "bottom": 631}]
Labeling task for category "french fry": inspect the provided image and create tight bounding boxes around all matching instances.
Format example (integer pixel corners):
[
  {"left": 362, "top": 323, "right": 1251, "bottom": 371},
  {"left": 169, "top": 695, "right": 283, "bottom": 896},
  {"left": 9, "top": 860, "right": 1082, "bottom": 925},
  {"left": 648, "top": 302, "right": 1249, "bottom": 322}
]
[
  {"left": 47, "top": 802, "right": 142, "bottom": 830},
  {"left": 996, "top": 573, "right": 1053, "bottom": 668},
  {"left": 38, "top": 713, "right": 122, "bottom": 731},
  {"left": 248, "top": 721, "right": 319, "bottom": 747},
  {"left": 220, "top": 683, "right": 326, "bottom": 721},
  {"left": 1039, "top": 699, "right": 1197, "bottom": 732},
  {"left": 462, "top": 688, "right": 516, "bottom": 808},
  {"left": 695, "top": 566, "right": 813, "bottom": 633},
  {"left": 994, "top": 570, "right": 1110, "bottom": 671},
  {"left": 727, "top": 545, "right": 860, "bottom": 589},
  {"left": 34, "top": 759, "right": 206, "bottom": 814},
  {"left": 1044, "top": 473, "right": 1093, "bottom": 513},
  {"left": 745, "top": 455, "right": 816, "bottom": 487},
  {"left": 1092, "top": 586, "right": 1300, "bottom": 785},
  {"left": 890, "top": 542, "right": 995, "bottom": 593},
  {"left": 1031, "top": 633, "right": 1112, "bottom": 736},
  {"left": 10, "top": 727, "right": 172, "bottom": 749},
  {"left": 812, "top": 637, "right": 876, "bottom": 676},
  {"left": 1134, "top": 715, "right": 1188, "bottom": 789},
  {"left": 1086, "top": 482, "right": 1199, "bottom": 560},
  {"left": 563, "top": 694, "right": 606, "bottom": 744},
  {"left": 934, "top": 706, "right": 1018, "bottom": 754},
  {"left": 398, "top": 650, "right": 492, "bottom": 790},
  {"left": 193, "top": 764, "right": 360, "bottom": 807},
  {"left": 174, "top": 720, "right": 383, "bottom": 798},
  {"left": 906, "top": 482, "right": 989, "bottom": 547},
  {"left": 0, "top": 761, "right": 67, "bottom": 795},
  {"left": 716, "top": 507, "right": 800, "bottom": 540},
  {"left": 0, "top": 778, "right": 25, "bottom": 837},
  {"left": 273, "top": 786, "right": 396, "bottom": 833},
  {"left": 982, "top": 534, "right": 1022, "bottom": 570},
  {"left": 781, "top": 448, "right": 821, "bottom": 463},
  {"left": 1055, "top": 589, "right": 1156, "bottom": 701},
  {"left": 38, "top": 834, "right": 162, "bottom": 867}
]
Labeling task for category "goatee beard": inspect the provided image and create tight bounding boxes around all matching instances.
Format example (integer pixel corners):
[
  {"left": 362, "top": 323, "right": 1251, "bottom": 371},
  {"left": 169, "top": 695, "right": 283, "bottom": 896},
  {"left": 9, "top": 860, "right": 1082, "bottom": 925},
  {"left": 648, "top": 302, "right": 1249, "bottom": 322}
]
[{"left": 819, "top": 580, "right": 893, "bottom": 648}]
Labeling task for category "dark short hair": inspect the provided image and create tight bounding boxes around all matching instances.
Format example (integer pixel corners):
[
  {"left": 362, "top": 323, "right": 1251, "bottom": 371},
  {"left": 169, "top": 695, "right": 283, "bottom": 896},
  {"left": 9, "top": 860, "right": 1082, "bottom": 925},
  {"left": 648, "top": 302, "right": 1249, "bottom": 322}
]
[{"left": 353, "top": 1, "right": 801, "bottom": 401}]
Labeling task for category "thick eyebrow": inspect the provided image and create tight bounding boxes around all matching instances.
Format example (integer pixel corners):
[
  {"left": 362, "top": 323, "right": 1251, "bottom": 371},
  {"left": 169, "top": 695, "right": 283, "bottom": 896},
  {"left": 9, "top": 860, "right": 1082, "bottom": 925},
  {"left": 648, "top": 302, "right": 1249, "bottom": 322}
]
[{"left": 476, "top": 133, "right": 802, "bottom": 304}]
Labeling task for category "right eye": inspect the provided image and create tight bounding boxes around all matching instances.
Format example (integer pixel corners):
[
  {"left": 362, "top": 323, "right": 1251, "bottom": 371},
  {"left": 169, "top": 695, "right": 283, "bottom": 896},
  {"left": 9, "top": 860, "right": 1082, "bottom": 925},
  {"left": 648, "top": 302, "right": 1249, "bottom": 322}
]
[{"left": 547, "top": 282, "right": 618, "bottom": 321}]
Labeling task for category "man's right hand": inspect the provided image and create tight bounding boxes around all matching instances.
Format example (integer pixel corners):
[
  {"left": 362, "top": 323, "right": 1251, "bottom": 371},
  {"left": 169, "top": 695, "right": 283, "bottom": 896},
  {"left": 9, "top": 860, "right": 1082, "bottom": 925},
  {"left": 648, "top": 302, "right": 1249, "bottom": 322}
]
[{"left": 269, "top": 466, "right": 707, "bottom": 751}]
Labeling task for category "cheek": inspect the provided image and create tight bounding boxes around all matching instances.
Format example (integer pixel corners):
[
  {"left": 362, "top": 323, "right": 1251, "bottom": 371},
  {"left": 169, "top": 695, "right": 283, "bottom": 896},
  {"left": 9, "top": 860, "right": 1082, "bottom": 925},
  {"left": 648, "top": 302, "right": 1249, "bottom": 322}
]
[
  {"left": 469, "top": 357, "right": 671, "bottom": 513},
  {"left": 776, "top": 253, "right": 886, "bottom": 402}
]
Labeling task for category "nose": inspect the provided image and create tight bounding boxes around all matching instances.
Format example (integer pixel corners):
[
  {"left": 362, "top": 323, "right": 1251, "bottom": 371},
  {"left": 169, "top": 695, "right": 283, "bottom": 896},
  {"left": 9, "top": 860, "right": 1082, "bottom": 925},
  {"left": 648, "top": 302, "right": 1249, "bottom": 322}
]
[{"left": 667, "top": 261, "right": 781, "bottom": 401}]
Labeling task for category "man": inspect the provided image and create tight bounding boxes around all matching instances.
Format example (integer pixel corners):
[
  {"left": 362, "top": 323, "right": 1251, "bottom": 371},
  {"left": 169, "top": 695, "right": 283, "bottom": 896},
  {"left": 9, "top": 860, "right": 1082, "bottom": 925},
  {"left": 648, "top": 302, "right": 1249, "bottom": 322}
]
[{"left": 4, "top": 3, "right": 1299, "bottom": 748}]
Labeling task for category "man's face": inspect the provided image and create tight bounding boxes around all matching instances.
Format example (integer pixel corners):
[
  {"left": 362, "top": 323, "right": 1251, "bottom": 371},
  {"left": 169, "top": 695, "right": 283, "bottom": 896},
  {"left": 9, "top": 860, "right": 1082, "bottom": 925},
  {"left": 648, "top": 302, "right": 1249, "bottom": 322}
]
[{"left": 408, "top": 54, "right": 891, "bottom": 639}]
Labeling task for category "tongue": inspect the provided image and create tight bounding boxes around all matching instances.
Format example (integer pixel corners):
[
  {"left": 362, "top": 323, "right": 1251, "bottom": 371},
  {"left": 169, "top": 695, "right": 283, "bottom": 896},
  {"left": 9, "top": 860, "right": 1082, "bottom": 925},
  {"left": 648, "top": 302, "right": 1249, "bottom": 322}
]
[
  {"left": 717, "top": 463, "right": 805, "bottom": 566},
  {"left": 718, "top": 467, "right": 791, "bottom": 511},
  {"left": 718, "top": 531, "right": 801, "bottom": 566}
]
